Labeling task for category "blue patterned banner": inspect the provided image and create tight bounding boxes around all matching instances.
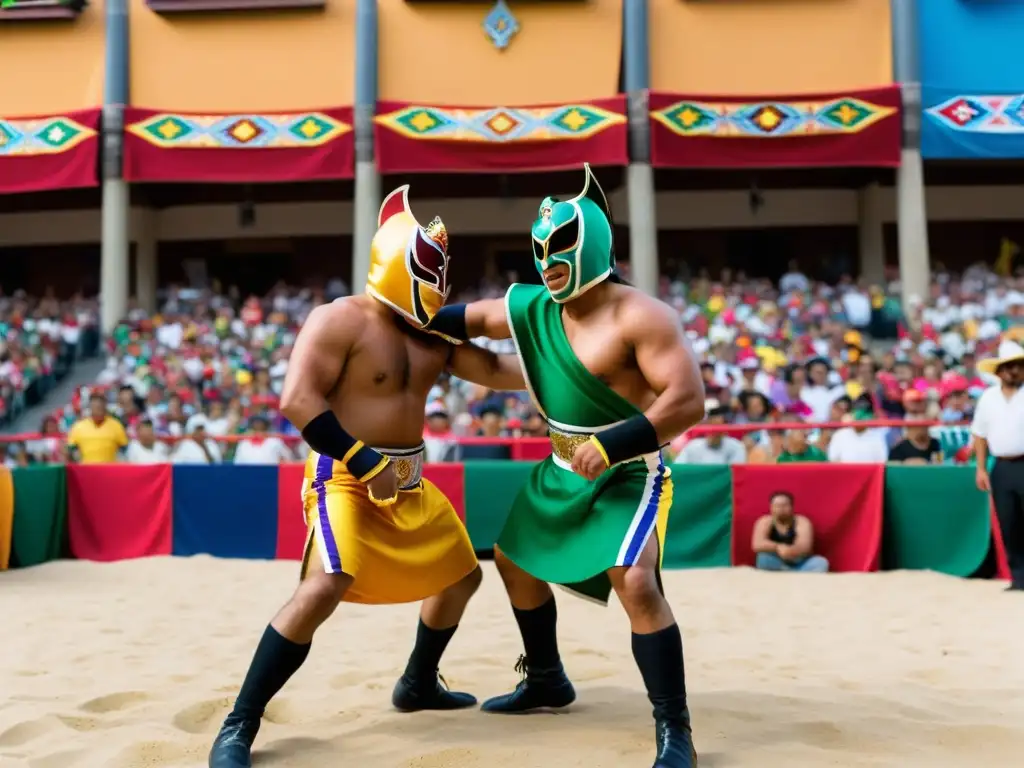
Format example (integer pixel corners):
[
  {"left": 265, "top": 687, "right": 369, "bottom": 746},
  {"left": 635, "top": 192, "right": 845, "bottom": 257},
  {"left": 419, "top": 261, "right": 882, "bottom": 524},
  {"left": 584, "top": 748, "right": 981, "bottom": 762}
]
[{"left": 922, "top": 87, "right": 1024, "bottom": 158}]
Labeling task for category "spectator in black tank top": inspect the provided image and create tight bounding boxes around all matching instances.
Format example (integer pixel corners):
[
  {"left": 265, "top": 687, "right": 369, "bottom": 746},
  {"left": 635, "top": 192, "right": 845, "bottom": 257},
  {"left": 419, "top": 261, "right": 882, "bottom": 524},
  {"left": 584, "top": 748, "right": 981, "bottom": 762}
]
[
  {"left": 888, "top": 417, "right": 943, "bottom": 465},
  {"left": 751, "top": 491, "right": 830, "bottom": 573}
]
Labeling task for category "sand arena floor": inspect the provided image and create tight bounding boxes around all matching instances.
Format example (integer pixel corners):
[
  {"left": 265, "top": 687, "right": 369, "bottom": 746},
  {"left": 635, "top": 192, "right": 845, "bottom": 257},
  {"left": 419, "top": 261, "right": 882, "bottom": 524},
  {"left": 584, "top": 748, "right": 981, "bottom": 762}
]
[{"left": 1, "top": 558, "right": 1023, "bottom": 768}]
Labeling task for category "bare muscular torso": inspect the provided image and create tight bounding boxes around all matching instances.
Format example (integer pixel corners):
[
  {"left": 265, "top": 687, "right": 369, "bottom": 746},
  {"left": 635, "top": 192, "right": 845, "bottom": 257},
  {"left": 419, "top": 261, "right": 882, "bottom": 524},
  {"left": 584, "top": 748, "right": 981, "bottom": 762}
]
[
  {"left": 326, "top": 296, "right": 449, "bottom": 449},
  {"left": 558, "top": 282, "right": 658, "bottom": 413}
]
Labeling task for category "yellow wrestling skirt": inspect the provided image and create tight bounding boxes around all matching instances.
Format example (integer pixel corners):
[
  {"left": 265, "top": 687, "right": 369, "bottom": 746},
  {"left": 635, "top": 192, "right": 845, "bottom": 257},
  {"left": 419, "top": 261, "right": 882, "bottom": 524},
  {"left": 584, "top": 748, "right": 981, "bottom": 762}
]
[{"left": 299, "top": 444, "right": 478, "bottom": 605}]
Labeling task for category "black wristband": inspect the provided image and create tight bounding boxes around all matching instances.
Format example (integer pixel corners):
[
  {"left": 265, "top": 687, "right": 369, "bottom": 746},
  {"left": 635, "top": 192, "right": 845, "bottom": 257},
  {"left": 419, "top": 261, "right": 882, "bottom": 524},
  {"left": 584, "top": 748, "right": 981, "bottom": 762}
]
[
  {"left": 301, "top": 411, "right": 389, "bottom": 482},
  {"left": 426, "top": 303, "right": 469, "bottom": 342},
  {"left": 591, "top": 414, "right": 661, "bottom": 467}
]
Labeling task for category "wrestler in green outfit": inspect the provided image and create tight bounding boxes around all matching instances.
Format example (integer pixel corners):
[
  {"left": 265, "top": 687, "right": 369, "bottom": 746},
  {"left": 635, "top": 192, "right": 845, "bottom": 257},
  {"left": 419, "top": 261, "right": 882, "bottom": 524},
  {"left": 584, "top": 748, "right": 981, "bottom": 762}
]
[{"left": 427, "top": 165, "right": 705, "bottom": 767}]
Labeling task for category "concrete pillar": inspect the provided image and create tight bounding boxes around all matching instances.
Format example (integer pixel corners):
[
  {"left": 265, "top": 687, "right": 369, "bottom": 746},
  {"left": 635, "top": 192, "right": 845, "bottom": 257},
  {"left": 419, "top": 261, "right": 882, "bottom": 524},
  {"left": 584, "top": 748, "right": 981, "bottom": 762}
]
[
  {"left": 623, "top": 0, "right": 658, "bottom": 297},
  {"left": 890, "top": 0, "right": 930, "bottom": 313},
  {"left": 351, "top": 0, "right": 380, "bottom": 295},
  {"left": 857, "top": 182, "right": 886, "bottom": 286},
  {"left": 896, "top": 146, "right": 930, "bottom": 307},
  {"left": 135, "top": 208, "right": 157, "bottom": 313},
  {"left": 101, "top": 0, "right": 130, "bottom": 333}
]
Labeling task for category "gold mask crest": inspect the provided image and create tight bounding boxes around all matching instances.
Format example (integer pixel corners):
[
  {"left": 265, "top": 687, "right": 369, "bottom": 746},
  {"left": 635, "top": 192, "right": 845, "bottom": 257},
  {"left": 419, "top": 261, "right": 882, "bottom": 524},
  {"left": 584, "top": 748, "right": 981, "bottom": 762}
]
[{"left": 365, "top": 185, "right": 451, "bottom": 328}]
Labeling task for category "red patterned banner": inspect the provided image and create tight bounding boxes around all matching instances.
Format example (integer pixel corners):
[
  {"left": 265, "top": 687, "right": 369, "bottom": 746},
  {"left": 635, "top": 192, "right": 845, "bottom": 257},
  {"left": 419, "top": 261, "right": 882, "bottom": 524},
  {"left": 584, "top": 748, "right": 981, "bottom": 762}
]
[
  {"left": 123, "top": 106, "right": 354, "bottom": 183},
  {"left": 374, "top": 97, "right": 628, "bottom": 174},
  {"left": 0, "top": 108, "right": 100, "bottom": 194},
  {"left": 649, "top": 86, "right": 902, "bottom": 169}
]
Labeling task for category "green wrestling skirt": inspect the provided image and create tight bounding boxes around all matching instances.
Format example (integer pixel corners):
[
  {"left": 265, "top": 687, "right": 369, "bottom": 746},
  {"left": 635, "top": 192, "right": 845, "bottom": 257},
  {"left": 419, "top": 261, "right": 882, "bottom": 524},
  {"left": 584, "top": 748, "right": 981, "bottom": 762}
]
[{"left": 496, "top": 444, "right": 672, "bottom": 604}]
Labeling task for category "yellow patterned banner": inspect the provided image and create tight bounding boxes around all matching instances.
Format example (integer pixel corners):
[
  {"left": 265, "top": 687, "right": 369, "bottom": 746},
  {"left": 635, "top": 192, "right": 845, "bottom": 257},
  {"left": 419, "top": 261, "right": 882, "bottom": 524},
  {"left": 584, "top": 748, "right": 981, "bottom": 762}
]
[
  {"left": 0, "top": 115, "right": 96, "bottom": 156},
  {"left": 375, "top": 102, "right": 626, "bottom": 143},
  {"left": 126, "top": 111, "right": 351, "bottom": 149},
  {"left": 651, "top": 97, "right": 896, "bottom": 138}
]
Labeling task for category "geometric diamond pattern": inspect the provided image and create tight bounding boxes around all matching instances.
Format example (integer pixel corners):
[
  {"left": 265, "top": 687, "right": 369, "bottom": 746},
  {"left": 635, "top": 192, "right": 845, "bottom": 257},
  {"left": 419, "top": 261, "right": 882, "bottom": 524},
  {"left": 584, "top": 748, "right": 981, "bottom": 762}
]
[
  {"left": 375, "top": 103, "right": 626, "bottom": 143},
  {"left": 126, "top": 112, "right": 351, "bottom": 149},
  {"left": 0, "top": 115, "right": 96, "bottom": 156},
  {"left": 652, "top": 97, "right": 896, "bottom": 138},
  {"left": 925, "top": 94, "right": 1024, "bottom": 133},
  {"left": 482, "top": 0, "right": 519, "bottom": 50}
]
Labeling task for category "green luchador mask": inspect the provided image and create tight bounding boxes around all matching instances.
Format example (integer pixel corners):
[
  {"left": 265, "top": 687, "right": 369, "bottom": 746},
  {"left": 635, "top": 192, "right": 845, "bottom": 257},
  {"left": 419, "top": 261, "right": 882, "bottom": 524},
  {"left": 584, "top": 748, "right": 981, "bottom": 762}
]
[{"left": 530, "top": 163, "right": 615, "bottom": 303}]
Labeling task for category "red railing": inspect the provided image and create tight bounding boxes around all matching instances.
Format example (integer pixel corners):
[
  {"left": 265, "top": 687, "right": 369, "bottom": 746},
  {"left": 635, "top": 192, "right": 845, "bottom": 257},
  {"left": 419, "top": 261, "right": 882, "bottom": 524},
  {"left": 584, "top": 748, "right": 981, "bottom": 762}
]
[{"left": 0, "top": 419, "right": 970, "bottom": 447}]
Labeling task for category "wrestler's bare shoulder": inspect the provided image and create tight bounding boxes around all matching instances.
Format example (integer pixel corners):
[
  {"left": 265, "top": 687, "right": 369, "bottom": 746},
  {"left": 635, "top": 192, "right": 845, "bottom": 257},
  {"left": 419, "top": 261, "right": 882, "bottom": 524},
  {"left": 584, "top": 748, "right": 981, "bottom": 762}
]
[
  {"left": 611, "top": 283, "right": 682, "bottom": 332},
  {"left": 303, "top": 295, "right": 405, "bottom": 340}
]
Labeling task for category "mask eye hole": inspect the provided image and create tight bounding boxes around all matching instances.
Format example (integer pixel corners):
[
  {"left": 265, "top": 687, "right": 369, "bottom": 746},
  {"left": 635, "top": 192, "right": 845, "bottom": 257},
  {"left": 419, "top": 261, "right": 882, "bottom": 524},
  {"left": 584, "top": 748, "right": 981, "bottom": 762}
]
[
  {"left": 531, "top": 238, "right": 545, "bottom": 261},
  {"left": 546, "top": 216, "right": 579, "bottom": 257}
]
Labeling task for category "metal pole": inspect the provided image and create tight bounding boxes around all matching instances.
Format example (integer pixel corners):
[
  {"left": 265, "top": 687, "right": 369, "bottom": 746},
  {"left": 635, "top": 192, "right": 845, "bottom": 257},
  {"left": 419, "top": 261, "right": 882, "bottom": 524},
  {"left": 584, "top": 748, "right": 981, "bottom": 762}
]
[
  {"left": 351, "top": 0, "right": 380, "bottom": 295},
  {"left": 623, "top": 0, "right": 658, "bottom": 297},
  {"left": 101, "top": 0, "right": 130, "bottom": 333},
  {"left": 891, "top": 0, "right": 930, "bottom": 315}
]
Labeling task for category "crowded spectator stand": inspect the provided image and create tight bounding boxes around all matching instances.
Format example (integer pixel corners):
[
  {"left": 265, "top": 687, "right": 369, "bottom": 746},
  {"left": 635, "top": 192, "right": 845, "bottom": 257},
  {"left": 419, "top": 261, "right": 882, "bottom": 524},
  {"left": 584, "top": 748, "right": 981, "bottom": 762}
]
[
  {"left": 0, "top": 289, "right": 100, "bottom": 426},
  {"left": 1, "top": 268, "right": 1021, "bottom": 582}
]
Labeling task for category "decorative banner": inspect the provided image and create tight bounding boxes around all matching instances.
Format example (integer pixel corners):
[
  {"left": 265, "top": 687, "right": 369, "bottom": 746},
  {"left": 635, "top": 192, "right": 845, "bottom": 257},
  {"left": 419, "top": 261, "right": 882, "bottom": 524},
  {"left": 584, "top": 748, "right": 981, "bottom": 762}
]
[
  {"left": 123, "top": 106, "right": 354, "bottom": 182},
  {"left": 0, "top": 109, "right": 100, "bottom": 194},
  {"left": 661, "top": 465, "right": 732, "bottom": 570},
  {"left": 882, "top": 465, "right": 994, "bottom": 576},
  {"left": 67, "top": 464, "right": 173, "bottom": 562},
  {"left": 921, "top": 87, "right": 1024, "bottom": 158},
  {"left": 6, "top": 462, "right": 1010, "bottom": 580},
  {"left": 10, "top": 465, "right": 67, "bottom": 568},
  {"left": 374, "top": 97, "right": 628, "bottom": 174},
  {"left": 172, "top": 465, "right": 278, "bottom": 560},
  {"left": 650, "top": 86, "right": 901, "bottom": 169},
  {"left": 731, "top": 464, "right": 885, "bottom": 573}
]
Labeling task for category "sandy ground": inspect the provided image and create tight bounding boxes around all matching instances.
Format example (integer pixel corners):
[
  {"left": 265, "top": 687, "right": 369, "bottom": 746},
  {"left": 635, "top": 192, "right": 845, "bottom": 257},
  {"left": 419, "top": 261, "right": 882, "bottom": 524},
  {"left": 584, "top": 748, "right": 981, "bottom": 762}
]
[{"left": 1, "top": 558, "right": 1023, "bottom": 768}]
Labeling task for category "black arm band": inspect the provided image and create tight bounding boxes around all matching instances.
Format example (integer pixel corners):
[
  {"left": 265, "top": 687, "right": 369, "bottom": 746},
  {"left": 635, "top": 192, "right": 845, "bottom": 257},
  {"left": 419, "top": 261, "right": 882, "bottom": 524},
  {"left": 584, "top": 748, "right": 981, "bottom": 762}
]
[
  {"left": 426, "top": 303, "right": 469, "bottom": 342},
  {"left": 301, "top": 411, "right": 389, "bottom": 482},
  {"left": 591, "top": 414, "right": 662, "bottom": 467}
]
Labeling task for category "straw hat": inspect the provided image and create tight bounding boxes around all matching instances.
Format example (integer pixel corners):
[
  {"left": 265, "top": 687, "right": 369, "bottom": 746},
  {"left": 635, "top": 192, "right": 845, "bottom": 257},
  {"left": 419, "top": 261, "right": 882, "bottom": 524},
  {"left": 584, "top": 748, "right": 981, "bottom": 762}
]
[{"left": 977, "top": 339, "right": 1024, "bottom": 375}]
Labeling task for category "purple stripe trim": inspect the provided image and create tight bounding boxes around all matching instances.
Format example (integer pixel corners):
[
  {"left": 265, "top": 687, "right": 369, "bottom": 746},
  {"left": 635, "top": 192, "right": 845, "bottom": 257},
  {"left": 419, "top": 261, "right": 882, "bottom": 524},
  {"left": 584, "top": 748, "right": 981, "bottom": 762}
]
[
  {"left": 623, "top": 460, "right": 665, "bottom": 565},
  {"left": 313, "top": 453, "right": 342, "bottom": 572}
]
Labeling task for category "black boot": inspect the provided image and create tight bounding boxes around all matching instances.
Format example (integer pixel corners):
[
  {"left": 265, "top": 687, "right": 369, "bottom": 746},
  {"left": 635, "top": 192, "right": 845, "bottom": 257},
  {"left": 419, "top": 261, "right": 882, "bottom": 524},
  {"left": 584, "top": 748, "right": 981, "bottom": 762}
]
[
  {"left": 480, "top": 654, "right": 576, "bottom": 713},
  {"left": 209, "top": 714, "right": 260, "bottom": 768},
  {"left": 209, "top": 625, "right": 311, "bottom": 768},
  {"left": 392, "top": 671, "right": 477, "bottom": 711},
  {"left": 633, "top": 625, "right": 697, "bottom": 767},
  {"left": 392, "top": 620, "right": 477, "bottom": 711},
  {"left": 653, "top": 715, "right": 698, "bottom": 767},
  {"left": 480, "top": 597, "right": 575, "bottom": 713}
]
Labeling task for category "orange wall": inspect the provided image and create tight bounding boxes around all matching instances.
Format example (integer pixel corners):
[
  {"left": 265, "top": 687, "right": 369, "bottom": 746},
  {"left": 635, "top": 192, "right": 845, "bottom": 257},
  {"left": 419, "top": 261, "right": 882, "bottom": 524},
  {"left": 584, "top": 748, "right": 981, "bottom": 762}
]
[
  {"left": 651, "top": 0, "right": 892, "bottom": 95},
  {"left": 129, "top": 0, "right": 354, "bottom": 111},
  {"left": 0, "top": 3, "right": 105, "bottom": 114},
  {"left": 378, "top": 0, "right": 620, "bottom": 105}
]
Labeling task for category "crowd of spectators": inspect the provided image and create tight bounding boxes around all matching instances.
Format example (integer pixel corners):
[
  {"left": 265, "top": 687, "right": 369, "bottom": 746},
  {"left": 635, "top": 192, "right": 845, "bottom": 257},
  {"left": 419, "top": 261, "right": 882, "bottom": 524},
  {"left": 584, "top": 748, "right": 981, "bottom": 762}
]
[
  {"left": 0, "top": 288, "right": 100, "bottom": 428},
  {"left": 2, "top": 261, "right": 1023, "bottom": 468}
]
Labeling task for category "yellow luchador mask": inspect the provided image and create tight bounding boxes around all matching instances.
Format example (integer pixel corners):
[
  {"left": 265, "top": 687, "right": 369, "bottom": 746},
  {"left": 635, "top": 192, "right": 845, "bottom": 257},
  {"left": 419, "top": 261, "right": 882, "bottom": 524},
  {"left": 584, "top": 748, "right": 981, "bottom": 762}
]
[{"left": 366, "top": 185, "right": 451, "bottom": 328}]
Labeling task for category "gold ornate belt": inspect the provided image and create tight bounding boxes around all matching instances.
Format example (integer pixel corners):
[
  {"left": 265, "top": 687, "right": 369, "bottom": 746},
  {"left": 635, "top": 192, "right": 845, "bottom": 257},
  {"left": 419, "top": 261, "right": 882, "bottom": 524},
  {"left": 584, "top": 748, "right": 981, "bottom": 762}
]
[
  {"left": 378, "top": 444, "right": 424, "bottom": 490},
  {"left": 548, "top": 426, "right": 596, "bottom": 465}
]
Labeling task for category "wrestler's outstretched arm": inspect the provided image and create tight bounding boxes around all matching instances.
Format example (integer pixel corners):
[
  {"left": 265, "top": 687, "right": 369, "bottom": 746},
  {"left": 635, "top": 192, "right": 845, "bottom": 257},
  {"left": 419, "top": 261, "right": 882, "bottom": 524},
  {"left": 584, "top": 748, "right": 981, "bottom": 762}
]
[
  {"left": 447, "top": 343, "right": 525, "bottom": 391},
  {"left": 572, "top": 293, "right": 706, "bottom": 481},
  {"left": 426, "top": 298, "right": 511, "bottom": 341}
]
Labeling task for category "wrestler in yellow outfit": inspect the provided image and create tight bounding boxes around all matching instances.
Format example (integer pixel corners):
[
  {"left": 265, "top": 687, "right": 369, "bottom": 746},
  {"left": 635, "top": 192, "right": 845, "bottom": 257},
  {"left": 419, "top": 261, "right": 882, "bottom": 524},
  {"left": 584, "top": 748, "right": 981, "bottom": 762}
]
[
  {"left": 210, "top": 183, "right": 527, "bottom": 768},
  {"left": 300, "top": 445, "right": 477, "bottom": 604}
]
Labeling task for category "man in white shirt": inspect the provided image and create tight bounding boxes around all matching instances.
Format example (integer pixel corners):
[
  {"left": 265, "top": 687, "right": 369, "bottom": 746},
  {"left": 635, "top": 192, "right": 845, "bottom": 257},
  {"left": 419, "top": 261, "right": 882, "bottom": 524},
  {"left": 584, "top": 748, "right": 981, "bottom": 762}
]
[
  {"left": 125, "top": 419, "right": 169, "bottom": 464},
  {"left": 674, "top": 401, "right": 747, "bottom": 466},
  {"left": 972, "top": 340, "right": 1024, "bottom": 591},
  {"left": 801, "top": 358, "right": 846, "bottom": 423},
  {"left": 170, "top": 419, "right": 223, "bottom": 464},
  {"left": 840, "top": 287, "right": 872, "bottom": 329},
  {"left": 233, "top": 416, "right": 293, "bottom": 465},
  {"left": 827, "top": 408, "right": 888, "bottom": 464}
]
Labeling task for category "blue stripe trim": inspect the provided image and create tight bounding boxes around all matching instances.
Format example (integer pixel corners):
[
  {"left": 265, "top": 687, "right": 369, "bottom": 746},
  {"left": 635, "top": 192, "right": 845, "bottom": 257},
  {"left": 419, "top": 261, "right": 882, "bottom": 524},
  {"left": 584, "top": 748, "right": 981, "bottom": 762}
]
[
  {"left": 313, "top": 453, "right": 343, "bottom": 572},
  {"left": 623, "top": 461, "right": 665, "bottom": 565}
]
